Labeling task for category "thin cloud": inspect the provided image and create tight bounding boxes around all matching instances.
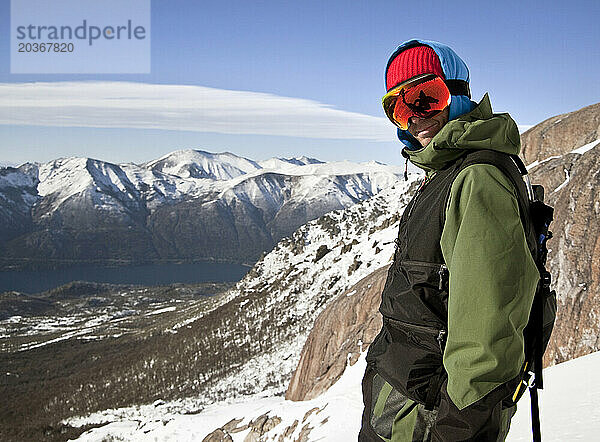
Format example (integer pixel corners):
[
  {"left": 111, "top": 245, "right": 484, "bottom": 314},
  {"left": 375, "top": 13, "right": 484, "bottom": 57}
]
[{"left": 0, "top": 81, "right": 396, "bottom": 142}]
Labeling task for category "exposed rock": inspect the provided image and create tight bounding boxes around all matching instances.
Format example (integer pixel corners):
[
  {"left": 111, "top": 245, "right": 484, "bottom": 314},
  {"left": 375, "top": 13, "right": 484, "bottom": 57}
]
[
  {"left": 243, "top": 430, "right": 260, "bottom": 442},
  {"left": 202, "top": 428, "right": 233, "bottom": 442},
  {"left": 296, "top": 422, "right": 313, "bottom": 442},
  {"left": 0, "top": 155, "right": 403, "bottom": 270},
  {"left": 278, "top": 419, "right": 298, "bottom": 441},
  {"left": 521, "top": 101, "right": 600, "bottom": 165},
  {"left": 302, "top": 407, "right": 320, "bottom": 423},
  {"left": 520, "top": 101, "right": 600, "bottom": 365},
  {"left": 347, "top": 256, "right": 362, "bottom": 275},
  {"left": 314, "top": 245, "right": 331, "bottom": 262},
  {"left": 262, "top": 416, "right": 282, "bottom": 434},
  {"left": 229, "top": 424, "right": 249, "bottom": 434},
  {"left": 242, "top": 412, "right": 282, "bottom": 441},
  {"left": 250, "top": 413, "right": 269, "bottom": 432},
  {"left": 529, "top": 145, "right": 600, "bottom": 365},
  {"left": 222, "top": 417, "right": 245, "bottom": 433},
  {"left": 285, "top": 265, "right": 388, "bottom": 401},
  {"left": 203, "top": 412, "right": 283, "bottom": 442}
]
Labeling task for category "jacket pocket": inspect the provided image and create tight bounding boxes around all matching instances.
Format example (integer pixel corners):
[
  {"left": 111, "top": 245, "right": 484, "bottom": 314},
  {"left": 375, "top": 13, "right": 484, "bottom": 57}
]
[
  {"left": 367, "top": 317, "right": 446, "bottom": 406},
  {"left": 379, "top": 259, "right": 448, "bottom": 326}
]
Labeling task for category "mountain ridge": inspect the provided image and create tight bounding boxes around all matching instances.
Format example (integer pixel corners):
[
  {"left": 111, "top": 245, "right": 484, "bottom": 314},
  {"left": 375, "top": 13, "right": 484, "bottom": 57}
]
[{"left": 0, "top": 149, "right": 405, "bottom": 270}]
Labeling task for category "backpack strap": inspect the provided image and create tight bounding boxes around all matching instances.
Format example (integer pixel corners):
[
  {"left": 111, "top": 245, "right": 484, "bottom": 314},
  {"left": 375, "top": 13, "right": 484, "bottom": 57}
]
[{"left": 453, "top": 150, "right": 538, "bottom": 260}]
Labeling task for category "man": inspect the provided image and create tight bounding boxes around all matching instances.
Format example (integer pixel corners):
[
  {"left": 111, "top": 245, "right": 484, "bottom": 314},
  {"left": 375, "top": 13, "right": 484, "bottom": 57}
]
[{"left": 359, "top": 40, "right": 540, "bottom": 441}]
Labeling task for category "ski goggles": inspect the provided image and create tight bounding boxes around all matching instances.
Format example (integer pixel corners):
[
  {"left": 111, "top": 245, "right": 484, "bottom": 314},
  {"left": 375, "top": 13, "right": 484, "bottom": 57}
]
[{"left": 382, "top": 74, "right": 451, "bottom": 130}]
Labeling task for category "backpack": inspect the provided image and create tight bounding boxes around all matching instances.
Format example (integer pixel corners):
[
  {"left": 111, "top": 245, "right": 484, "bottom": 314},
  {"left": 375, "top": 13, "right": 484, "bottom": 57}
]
[
  {"left": 511, "top": 157, "right": 557, "bottom": 442},
  {"left": 463, "top": 150, "right": 557, "bottom": 442}
]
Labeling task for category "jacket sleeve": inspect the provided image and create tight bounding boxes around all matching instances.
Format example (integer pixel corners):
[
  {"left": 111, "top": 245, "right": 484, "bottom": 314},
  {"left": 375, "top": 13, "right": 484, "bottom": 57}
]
[{"left": 432, "top": 163, "right": 539, "bottom": 440}]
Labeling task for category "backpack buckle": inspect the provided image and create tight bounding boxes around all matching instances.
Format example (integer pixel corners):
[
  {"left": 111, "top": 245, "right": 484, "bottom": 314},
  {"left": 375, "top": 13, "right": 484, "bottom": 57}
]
[{"left": 541, "top": 271, "right": 551, "bottom": 289}]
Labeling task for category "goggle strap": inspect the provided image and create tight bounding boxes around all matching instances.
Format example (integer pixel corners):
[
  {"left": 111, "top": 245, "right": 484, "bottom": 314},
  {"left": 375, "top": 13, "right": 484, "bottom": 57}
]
[
  {"left": 385, "top": 78, "right": 470, "bottom": 98},
  {"left": 445, "top": 79, "right": 471, "bottom": 98}
]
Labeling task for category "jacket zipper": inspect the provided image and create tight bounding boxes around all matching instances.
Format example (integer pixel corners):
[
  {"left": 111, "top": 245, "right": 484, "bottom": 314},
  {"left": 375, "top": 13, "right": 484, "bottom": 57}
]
[
  {"left": 385, "top": 317, "right": 447, "bottom": 355},
  {"left": 397, "top": 260, "right": 448, "bottom": 290}
]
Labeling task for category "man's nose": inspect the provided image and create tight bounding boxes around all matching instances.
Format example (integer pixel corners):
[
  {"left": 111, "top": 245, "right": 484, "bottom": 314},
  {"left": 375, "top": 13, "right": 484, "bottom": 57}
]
[{"left": 408, "top": 115, "right": 424, "bottom": 127}]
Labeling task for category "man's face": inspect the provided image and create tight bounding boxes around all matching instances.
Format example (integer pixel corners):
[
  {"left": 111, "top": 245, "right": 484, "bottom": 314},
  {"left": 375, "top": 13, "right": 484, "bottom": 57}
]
[{"left": 407, "top": 107, "right": 449, "bottom": 147}]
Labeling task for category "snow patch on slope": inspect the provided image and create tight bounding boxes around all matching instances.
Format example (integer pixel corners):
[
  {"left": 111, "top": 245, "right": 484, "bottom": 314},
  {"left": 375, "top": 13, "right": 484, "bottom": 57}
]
[
  {"left": 65, "top": 173, "right": 420, "bottom": 430},
  {"left": 570, "top": 139, "right": 600, "bottom": 155},
  {"left": 70, "top": 350, "right": 600, "bottom": 441}
]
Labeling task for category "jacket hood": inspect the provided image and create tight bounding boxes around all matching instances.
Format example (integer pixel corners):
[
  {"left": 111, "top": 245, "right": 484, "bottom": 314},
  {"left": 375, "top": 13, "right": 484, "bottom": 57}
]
[
  {"left": 402, "top": 93, "right": 521, "bottom": 172},
  {"left": 387, "top": 39, "right": 476, "bottom": 150}
]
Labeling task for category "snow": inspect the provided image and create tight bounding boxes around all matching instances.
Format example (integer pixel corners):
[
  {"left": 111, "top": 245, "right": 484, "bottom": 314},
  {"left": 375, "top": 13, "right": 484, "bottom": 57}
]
[
  {"left": 71, "top": 352, "right": 367, "bottom": 441},
  {"left": 570, "top": 139, "right": 600, "bottom": 155},
  {"left": 526, "top": 155, "right": 562, "bottom": 171},
  {"left": 18, "top": 149, "right": 408, "bottom": 217},
  {"left": 553, "top": 168, "right": 571, "bottom": 193},
  {"left": 63, "top": 175, "right": 419, "bottom": 435},
  {"left": 527, "top": 138, "right": 599, "bottom": 171},
  {"left": 257, "top": 156, "right": 323, "bottom": 170},
  {"left": 0, "top": 167, "right": 36, "bottom": 189},
  {"left": 48, "top": 148, "right": 599, "bottom": 440},
  {"left": 145, "top": 149, "right": 261, "bottom": 180},
  {"left": 146, "top": 306, "right": 177, "bottom": 316},
  {"left": 507, "top": 351, "right": 600, "bottom": 441},
  {"left": 70, "top": 350, "right": 600, "bottom": 441}
]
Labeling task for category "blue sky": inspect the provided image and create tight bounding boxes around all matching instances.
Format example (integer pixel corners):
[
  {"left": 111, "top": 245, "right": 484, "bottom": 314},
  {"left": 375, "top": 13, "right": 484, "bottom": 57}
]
[{"left": 1, "top": 0, "right": 599, "bottom": 166}]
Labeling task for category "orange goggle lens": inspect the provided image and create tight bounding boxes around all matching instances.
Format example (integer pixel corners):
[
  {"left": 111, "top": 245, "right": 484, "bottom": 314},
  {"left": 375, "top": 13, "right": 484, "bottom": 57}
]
[{"left": 382, "top": 74, "right": 451, "bottom": 130}]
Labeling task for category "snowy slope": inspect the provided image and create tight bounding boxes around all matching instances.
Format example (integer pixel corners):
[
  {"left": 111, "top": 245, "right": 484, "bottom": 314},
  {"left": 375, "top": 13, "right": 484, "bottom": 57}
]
[
  {"left": 0, "top": 165, "right": 39, "bottom": 241},
  {"left": 61, "top": 173, "right": 419, "bottom": 433},
  {"left": 257, "top": 155, "right": 323, "bottom": 170},
  {"left": 69, "top": 350, "right": 600, "bottom": 441},
  {"left": 145, "top": 149, "right": 262, "bottom": 180},
  {"left": 37, "top": 157, "right": 144, "bottom": 216}
]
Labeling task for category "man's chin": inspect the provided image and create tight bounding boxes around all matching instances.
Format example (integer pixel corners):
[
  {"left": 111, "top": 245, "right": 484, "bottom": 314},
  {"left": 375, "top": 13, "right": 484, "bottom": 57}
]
[{"left": 416, "top": 136, "right": 433, "bottom": 147}]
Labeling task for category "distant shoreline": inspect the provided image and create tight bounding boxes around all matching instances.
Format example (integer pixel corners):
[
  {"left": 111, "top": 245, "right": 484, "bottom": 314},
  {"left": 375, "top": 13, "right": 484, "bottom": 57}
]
[
  {"left": 0, "top": 257, "right": 255, "bottom": 272},
  {"left": 0, "top": 260, "right": 251, "bottom": 294}
]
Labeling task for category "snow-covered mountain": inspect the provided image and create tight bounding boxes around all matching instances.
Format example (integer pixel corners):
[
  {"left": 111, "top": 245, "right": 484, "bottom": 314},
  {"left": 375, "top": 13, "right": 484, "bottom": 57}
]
[
  {"left": 145, "top": 150, "right": 262, "bottom": 180},
  {"left": 0, "top": 165, "right": 39, "bottom": 243},
  {"left": 0, "top": 149, "right": 407, "bottom": 269},
  {"left": 257, "top": 155, "right": 323, "bottom": 170}
]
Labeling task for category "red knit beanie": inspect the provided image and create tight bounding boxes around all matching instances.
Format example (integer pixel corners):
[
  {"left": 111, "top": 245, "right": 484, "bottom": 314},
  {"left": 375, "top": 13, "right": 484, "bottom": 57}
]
[{"left": 386, "top": 45, "right": 445, "bottom": 91}]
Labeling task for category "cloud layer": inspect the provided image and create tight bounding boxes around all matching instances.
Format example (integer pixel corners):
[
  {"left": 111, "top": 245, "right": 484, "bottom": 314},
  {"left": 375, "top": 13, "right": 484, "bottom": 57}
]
[{"left": 0, "top": 81, "right": 396, "bottom": 142}]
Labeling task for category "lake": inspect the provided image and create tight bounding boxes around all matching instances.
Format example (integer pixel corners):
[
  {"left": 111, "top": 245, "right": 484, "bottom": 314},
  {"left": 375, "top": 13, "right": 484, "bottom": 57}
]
[{"left": 0, "top": 261, "right": 251, "bottom": 294}]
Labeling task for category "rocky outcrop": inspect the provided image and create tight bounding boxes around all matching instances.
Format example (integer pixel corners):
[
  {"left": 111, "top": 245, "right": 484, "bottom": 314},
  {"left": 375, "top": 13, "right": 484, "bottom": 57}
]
[
  {"left": 519, "top": 101, "right": 600, "bottom": 365},
  {"left": 520, "top": 102, "right": 600, "bottom": 164},
  {"left": 529, "top": 145, "right": 600, "bottom": 365},
  {"left": 285, "top": 264, "right": 389, "bottom": 401},
  {"left": 201, "top": 413, "right": 299, "bottom": 442}
]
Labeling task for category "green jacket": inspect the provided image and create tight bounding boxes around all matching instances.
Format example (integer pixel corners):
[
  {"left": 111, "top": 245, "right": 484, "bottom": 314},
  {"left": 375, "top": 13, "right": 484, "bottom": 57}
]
[{"left": 402, "top": 93, "right": 539, "bottom": 439}]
